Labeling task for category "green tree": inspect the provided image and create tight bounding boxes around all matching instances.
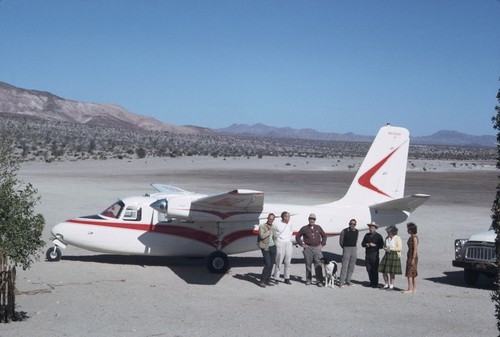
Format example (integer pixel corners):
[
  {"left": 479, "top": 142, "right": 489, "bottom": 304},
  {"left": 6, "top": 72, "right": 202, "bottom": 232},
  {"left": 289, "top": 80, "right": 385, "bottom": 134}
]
[
  {"left": 0, "top": 131, "right": 45, "bottom": 322},
  {"left": 491, "top": 81, "right": 500, "bottom": 333},
  {"left": 0, "top": 133, "right": 45, "bottom": 269}
]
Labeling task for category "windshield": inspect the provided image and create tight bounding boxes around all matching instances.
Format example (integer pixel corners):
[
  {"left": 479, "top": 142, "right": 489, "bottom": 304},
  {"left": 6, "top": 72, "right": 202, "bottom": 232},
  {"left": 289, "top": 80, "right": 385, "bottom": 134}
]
[{"left": 100, "top": 201, "right": 125, "bottom": 219}]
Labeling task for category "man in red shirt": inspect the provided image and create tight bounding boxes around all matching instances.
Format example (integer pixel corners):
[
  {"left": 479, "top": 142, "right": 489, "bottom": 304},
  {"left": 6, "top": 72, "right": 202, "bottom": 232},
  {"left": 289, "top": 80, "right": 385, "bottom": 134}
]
[{"left": 296, "top": 213, "right": 327, "bottom": 286}]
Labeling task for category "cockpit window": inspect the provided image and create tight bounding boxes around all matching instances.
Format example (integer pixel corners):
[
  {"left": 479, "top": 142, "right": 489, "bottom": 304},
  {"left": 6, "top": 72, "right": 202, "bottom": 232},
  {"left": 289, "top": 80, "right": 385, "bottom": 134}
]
[
  {"left": 100, "top": 201, "right": 142, "bottom": 221},
  {"left": 100, "top": 201, "right": 125, "bottom": 219},
  {"left": 122, "top": 206, "right": 142, "bottom": 221}
]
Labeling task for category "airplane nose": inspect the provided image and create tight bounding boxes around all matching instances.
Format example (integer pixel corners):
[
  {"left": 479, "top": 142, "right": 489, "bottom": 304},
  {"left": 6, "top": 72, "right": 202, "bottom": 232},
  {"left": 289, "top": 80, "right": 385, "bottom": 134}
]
[{"left": 51, "top": 222, "right": 68, "bottom": 239}]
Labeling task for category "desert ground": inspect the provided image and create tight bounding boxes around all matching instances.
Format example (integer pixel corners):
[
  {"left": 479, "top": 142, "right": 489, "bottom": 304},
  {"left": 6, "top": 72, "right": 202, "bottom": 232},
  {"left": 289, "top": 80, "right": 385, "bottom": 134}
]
[{"left": 2, "top": 156, "right": 499, "bottom": 337}]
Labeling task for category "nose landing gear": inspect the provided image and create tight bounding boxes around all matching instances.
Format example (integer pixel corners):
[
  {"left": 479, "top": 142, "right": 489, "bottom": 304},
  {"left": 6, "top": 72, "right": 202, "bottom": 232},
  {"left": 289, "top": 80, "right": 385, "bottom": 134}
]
[{"left": 46, "top": 247, "right": 62, "bottom": 262}]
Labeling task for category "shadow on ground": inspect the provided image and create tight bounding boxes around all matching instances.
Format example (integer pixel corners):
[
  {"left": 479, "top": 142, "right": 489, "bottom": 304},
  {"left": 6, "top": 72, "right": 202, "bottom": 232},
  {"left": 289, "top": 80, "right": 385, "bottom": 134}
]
[
  {"left": 231, "top": 251, "right": 343, "bottom": 287},
  {"left": 57, "top": 251, "right": 359, "bottom": 287},
  {"left": 58, "top": 254, "right": 263, "bottom": 285},
  {"left": 425, "top": 270, "right": 495, "bottom": 290}
]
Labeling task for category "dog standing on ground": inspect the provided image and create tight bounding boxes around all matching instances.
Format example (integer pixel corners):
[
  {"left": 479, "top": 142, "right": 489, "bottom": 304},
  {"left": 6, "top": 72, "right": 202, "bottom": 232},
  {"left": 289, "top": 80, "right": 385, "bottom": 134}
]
[{"left": 320, "top": 257, "right": 338, "bottom": 288}]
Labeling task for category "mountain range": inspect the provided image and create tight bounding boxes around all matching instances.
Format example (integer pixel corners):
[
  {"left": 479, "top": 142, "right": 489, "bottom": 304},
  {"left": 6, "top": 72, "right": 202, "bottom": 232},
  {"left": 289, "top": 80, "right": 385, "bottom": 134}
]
[
  {"left": 0, "top": 81, "right": 495, "bottom": 147},
  {"left": 217, "top": 123, "right": 496, "bottom": 147}
]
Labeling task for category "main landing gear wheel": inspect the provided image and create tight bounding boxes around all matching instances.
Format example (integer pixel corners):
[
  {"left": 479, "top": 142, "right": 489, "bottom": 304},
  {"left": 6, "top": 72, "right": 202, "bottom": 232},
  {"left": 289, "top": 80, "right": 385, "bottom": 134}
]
[
  {"left": 46, "top": 247, "right": 62, "bottom": 262},
  {"left": 206, "top": 251, "right": 229, "bottom": 274}
]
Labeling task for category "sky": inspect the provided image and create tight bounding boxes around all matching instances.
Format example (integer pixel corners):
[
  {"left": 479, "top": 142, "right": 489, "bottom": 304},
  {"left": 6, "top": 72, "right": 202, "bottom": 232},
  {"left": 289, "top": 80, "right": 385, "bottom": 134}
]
[{"left": 1, "top": 0, "right": 499, "bottom": 137}]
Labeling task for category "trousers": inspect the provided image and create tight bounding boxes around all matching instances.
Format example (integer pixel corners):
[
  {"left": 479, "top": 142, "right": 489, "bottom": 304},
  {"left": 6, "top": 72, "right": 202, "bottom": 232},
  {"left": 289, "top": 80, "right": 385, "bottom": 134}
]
[
  {"left": 274, "top": 240, "right": 293, "bottom": 280},
  {"left": 365, "top": 251, "right": 380, "bottom": 287},
  {"left": 302, "top": 245, "right": 324, "bottom": 283},
  {"left": 260, "top": 245, "right": 277, "bottom": 282},
  {"left": 339, "top": 246, "right": 357, "bottom": 285}
]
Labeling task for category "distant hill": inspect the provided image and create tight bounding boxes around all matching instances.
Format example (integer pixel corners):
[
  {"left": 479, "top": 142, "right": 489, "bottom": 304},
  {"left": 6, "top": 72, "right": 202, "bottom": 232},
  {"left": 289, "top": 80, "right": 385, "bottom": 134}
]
[
  {"left": 412, "top": 130, "right": 496, "bottom": 147},
  {"left": 0, "top": 81, "right": 495, "bottom": 147},
  {"left": 216, "top": 123, "right": 373, "bottom": 142},
  {"left": 217, "top": 123, "right": 496, "bottom": 147},
  {"left": 0, "top": 81, "right": 211, "bottom": 135}
]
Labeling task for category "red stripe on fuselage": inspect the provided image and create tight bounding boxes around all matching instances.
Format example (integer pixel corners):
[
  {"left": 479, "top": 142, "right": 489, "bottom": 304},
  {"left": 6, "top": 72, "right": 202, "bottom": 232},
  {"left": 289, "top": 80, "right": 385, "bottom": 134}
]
[{"left": 66, "top": 218, "right": 253, "bottom": 249}]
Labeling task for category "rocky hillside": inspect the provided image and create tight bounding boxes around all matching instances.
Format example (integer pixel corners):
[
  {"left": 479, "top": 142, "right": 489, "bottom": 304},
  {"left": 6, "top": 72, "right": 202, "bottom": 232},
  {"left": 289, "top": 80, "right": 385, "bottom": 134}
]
[
  {"left": 0, "top": 81, "right": 496, "bottom": 163},
  {"left": 0, "top": 81, "right": 210, "bottom": 135},
  {"left": 0, "top": 115, "right": 495, "bottom": 163},
  {"left": 1, "top": 81, "right": 495, "bottom": 147}
]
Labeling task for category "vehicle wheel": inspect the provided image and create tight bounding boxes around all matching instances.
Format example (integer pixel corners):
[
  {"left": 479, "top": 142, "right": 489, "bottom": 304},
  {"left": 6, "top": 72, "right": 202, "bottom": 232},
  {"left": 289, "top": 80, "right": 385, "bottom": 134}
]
[
  {"left": 206, "top": 251, "right": 229, "bottom": 274},
  {"left": 46, "top": 247, "right": 62, "bottom": 262},
  {"left": 464, "top": 269, "right": 479, "bottom": 286}
]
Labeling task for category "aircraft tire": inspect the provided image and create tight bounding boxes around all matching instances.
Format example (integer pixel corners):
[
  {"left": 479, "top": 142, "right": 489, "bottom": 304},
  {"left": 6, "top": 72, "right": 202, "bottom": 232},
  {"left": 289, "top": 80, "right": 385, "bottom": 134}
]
[
  {"left": 46, "top": 247, "right": 62, "bottom": 262},
  {"left": 207, "top": 251, "right": 229, "bottom": 274}
]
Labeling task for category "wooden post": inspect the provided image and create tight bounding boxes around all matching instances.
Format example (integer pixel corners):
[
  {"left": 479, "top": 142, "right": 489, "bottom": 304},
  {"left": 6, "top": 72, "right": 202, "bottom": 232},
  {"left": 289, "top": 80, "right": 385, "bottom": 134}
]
[{"left": 0, "top": 266, "right": 16, "bottom": 323}]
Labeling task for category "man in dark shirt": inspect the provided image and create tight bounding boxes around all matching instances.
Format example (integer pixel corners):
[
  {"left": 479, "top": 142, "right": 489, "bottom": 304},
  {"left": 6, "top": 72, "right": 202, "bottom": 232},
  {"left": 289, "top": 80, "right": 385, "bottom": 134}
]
[
  {"left": 339, "top": 219, "right": 359, "bottom": 287},
  {"left": 296, "top": 213, "right": 327, "bottom": 286},
  {"left": 361, "top": 222, "right": 384, "bottom": 288}
]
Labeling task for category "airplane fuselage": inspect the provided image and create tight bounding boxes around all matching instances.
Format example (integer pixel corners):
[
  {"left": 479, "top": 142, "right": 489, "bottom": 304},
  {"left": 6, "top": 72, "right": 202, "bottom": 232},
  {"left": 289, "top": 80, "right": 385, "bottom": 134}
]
[{"left": 50, "top": 195, "right": 412, "bottom": 258}]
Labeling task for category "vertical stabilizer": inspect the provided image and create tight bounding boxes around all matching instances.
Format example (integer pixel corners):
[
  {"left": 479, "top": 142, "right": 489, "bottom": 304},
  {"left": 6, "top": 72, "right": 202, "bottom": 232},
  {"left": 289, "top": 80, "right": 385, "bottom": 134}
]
[{"left": 338, "top": 125, "right": 409, "bottom": 205}]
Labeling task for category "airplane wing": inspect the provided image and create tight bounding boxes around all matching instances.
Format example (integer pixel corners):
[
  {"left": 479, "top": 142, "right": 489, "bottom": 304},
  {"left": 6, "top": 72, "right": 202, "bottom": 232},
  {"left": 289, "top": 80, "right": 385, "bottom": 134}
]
[
  {"left": 370, "top": 194, "right": 430, "bottom": 213},
  {"left": 190, "top": 189, "right": 264, "bottom": 220},
  {"left": 151, "top": 184, "right": 193, "bottom": 195},
  {"left": 152, "top": 189, "right": 265, "bottom": 221}
]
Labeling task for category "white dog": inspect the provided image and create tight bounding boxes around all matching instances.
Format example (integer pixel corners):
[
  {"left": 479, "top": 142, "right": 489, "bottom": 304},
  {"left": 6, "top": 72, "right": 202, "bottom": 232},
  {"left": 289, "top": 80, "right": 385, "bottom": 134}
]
[{"left": 320, "top": 257, "right": 338, "bottom": 288}]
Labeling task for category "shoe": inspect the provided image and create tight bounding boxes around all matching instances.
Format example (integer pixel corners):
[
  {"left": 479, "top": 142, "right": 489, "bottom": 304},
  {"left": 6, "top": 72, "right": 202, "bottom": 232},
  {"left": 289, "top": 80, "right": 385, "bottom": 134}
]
[
  {"left": 265, "top": 281, "right": 274, "bottom": 286},
  {"left": 389, "top": 284, "right": 394, "bottom": 290},
  {"left": 402, "top": 290, "right": 413, "bottom": 294},
  {"left": 258, "top": 281, "right": 266, "bottom": 288},
  {"left": 346, "top": 282, "right": 355, "bottom": 287},
  {"left": 318, "top": 282, "right": 324, "bottom": 287},
  {"left": 305, "top": 280, "right": 311, "bottom": 286},
  {"left": 383, "top": 284, "right": 389, "bottom": 289},
  {"left": 339, "top": 283, "right": 345, "bottom": 288},
  {"left": 284, "top": 279, "right": 291, "bottom": 285}
]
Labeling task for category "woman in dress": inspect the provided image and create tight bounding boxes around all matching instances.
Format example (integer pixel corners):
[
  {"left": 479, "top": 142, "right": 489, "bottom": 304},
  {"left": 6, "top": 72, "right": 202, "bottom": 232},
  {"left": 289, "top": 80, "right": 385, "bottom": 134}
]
[
  {"left": 378, "top": 225, "right": 402, "bottom": 290},
  {"left": 403, "top": 222, "right": 419, "bottom": 294}
]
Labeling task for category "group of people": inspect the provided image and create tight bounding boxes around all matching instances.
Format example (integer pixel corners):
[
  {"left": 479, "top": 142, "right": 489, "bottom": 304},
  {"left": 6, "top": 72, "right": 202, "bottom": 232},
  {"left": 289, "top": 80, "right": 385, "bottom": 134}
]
[
  {"left": 257, "top": 212, "right": 419, "bottom": 294},
  {"left": 257, "top": 212, "right": 327, "bottom": 287},
  {"left": 360, "top": 221, "right": 419, "bottom": 293}
]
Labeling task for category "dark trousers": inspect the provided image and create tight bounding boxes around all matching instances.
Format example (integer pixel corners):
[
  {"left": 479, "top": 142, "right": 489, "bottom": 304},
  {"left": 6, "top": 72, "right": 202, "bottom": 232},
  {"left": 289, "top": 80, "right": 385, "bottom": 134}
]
[
  {"left": 261, "top": 245, "right": 277, "bottom": 282},
  {"left": 365, "top": 251, "right": 380, "bottom": 287}
]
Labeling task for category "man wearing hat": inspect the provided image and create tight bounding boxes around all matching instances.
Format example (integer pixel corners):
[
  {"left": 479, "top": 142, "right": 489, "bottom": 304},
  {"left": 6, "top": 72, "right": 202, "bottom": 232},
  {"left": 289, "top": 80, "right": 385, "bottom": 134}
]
[
  {"left": 295, "top": 213, "right": 327, "bottom": 286},
  {"left": 361, "top": 222, "right": 385, "bottom": 288}
]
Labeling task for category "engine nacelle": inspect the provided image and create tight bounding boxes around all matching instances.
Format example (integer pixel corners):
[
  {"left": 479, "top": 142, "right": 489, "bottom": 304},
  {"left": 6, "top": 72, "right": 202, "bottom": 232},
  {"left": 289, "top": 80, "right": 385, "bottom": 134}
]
[{"left": 150, "top": 197, "right": 193, "bottom": 220}]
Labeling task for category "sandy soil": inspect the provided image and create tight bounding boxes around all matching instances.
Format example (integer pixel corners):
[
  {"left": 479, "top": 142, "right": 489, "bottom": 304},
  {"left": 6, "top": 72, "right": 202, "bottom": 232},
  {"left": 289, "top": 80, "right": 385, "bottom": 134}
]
[{"left": 2, "top": 156, "right": 498, "bottom": 337}]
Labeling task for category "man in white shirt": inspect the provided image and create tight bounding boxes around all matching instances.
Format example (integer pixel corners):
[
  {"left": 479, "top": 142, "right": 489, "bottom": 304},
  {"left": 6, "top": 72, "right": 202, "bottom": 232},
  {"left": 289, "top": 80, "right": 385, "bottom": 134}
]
[{"left": 273, "top": 211, "right": 294, "bottom": 284}]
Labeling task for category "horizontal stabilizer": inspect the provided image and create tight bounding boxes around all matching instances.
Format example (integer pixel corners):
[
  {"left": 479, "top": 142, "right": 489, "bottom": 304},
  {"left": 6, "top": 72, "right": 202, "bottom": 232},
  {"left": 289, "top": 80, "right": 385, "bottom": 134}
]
[{"left": 370, "top": 194, "right": 430, "bottom": 213}]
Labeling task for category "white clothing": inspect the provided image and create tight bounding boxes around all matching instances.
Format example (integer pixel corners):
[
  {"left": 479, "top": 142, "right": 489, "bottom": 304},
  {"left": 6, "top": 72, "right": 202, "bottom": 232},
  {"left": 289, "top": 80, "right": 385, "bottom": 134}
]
[
  {"left": 274, "top": 220, "right": 293, "bottom": 242},
  {"left": 273, "top": 221, "right": 293, "bottom": 280}
]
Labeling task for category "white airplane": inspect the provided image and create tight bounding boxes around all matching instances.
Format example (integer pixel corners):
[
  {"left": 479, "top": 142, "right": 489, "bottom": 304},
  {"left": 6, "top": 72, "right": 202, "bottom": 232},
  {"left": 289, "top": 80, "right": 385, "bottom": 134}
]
[{"left": 46, "top": 124, "right": 430, "bottom": 273}]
